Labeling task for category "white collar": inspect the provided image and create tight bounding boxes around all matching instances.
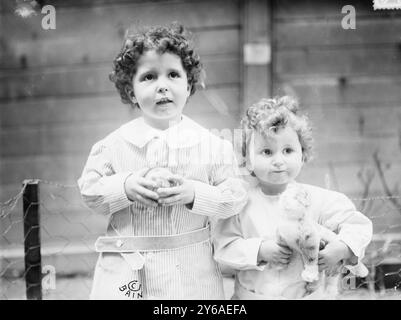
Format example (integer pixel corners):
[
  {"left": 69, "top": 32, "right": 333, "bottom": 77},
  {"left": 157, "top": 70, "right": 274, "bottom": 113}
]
[{"left": 118, "top": 115, "right": 209, "bottom": 149}]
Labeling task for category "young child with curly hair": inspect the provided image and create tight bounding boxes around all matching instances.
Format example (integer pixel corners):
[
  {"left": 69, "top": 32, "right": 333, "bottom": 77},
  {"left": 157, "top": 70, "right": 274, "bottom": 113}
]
[
  {"left": 213, "top": 96, "right": 372, "bottom": 299},
  {"left": 78, "top": 23, "right": 247, "bottom": 300}
]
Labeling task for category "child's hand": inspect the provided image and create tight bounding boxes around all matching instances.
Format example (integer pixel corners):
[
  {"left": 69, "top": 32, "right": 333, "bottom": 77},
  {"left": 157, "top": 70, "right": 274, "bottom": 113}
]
[
  {"left": 318, "top": 238, "right": 352, "bottom": 272},
  {"left": 124, "top": 168, "right": 160, "bottom": 207},
  {"left": 258, "top": 239, "right": 293, "bottom": 266},
  {"left": 145, "top": 167, "right": 178, "bottom": 189},
  {"left": 156, "top": 175, "right": 195, "bottom": 207}
]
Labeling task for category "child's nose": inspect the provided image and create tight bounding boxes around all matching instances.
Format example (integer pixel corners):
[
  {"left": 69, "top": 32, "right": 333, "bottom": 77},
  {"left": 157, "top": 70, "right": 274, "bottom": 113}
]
[
  {"left": 272, "top": 154, "right": 284, "bottom": 167},
  {"left": 156, "top": 78, "right": 169, "bottom": 93},
  {"left": 157, "top": 87, "right": 168, "bottom": 93}
]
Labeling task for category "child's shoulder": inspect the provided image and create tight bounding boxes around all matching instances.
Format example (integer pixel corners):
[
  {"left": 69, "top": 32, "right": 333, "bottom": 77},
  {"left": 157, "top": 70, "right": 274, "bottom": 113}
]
[
  {"left": 184, "top": 116, "right": 235, "bottom": 149},
  {"left": 182, "top": 116, "right": 210, "bottom": 137},
  {"left": 297, "top": 182, "right": 352, "bottom": 204},
  {"left": 91, "top": 119, "right": 137, "bottom": 148}
]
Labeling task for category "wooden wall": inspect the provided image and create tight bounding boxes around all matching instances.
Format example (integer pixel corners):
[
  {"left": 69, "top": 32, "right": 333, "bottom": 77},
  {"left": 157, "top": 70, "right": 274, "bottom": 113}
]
[{"left": 273, "top": 0, "right": 401, "bottom": 232}]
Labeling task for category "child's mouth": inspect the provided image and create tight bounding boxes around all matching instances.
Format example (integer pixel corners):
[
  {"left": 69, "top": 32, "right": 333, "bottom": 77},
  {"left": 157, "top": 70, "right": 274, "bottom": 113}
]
[{"left": 156, "top": 98, "right": 173, "bottom": 105}]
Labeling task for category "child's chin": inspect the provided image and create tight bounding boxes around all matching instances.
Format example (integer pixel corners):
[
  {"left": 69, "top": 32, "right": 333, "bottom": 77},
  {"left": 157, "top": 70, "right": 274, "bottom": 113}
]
[{"left": 259, "top": 178, "right": 290, "bottom": 185}]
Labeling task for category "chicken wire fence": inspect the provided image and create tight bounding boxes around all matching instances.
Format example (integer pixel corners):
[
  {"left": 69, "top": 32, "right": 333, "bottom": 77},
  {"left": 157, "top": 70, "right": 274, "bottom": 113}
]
[{"left": 1, "top": 179, "right": 401, "bottom": 300}]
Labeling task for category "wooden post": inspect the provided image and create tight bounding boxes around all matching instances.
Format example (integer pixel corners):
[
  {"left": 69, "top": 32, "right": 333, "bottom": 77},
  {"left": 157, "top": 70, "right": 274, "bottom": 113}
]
[
  {"left": 22, "top": 179, "right": 42, "bottom": 300},
  {"left": 240, "top": 0, "right": 273, "bottom": 113}
]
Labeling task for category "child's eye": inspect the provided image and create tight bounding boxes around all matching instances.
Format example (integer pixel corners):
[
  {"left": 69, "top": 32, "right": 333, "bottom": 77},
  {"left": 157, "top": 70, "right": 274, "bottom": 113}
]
[
  {"left": 142, "top": 74, "right": 154, "bottom": 81},
  {"left": 169, "top": 71, "right": 180, "bottom": 79},
  {"left": 283, "top": 148, "right": 293, "bottom": 155},
  {"left": 261, "top": 149, "right": 272, "bottom": 156}
]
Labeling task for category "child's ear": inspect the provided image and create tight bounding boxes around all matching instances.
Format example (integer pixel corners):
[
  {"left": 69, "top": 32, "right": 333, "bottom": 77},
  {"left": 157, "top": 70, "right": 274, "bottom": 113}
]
[
  {"left": 126, "top": 87, "right": 137, "bottom": 104},
  {"left": 245, "top": 131, "right": 255, "bottom": 172},
  {"left": 245, "top": 152, "right": 254, "bottom": 172},
  {"left": 182, "top": 85, "right": 191, "bottom": 106},
  {"left": 301, "top": 152, "right": 307, "bottom": 163}
]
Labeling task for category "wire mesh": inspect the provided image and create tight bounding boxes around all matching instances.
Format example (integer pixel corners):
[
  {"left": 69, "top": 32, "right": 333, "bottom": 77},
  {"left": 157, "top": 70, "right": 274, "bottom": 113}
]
[{"left": 1, "top": 179, "right": 401, "bottom": 299}]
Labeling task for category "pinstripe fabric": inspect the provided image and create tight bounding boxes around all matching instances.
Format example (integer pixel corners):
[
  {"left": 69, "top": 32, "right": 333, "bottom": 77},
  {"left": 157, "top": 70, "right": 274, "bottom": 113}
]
[{"left": 78, "top": 115, "right": 248, "bottom": 299}]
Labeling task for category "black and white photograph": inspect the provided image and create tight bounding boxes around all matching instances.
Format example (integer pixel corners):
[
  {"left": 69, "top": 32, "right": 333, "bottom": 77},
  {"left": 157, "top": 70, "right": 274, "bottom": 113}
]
[{"left": 1, "top": 0, "right": 401, "bottom": 303}]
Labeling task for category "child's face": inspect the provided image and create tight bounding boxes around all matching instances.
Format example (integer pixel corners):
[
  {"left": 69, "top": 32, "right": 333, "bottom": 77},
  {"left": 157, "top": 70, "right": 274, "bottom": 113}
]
[
  {"left": 251, "top": 126, "right": 303, "bottom": 190},
  {"left": 132, "top": 50, "right": 190, "bottom": 129}
]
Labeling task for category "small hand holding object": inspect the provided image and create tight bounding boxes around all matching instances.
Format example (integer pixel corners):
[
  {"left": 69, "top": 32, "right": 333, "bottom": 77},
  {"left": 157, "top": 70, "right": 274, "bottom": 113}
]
[
  {"left": 124, "top": 167, "right": 160, "bottom": 207},
  {"left": 145, "top": 168, "right": 178, "bottom": 189},
  {"left": 258, "top": 239, "right": 293, "bottom": 267},
  {"left": 156, "top": 174, "right": 195, "bottom": 207},
  {"left": 318, "top": 238, "right": 353, "bottom": 272}
]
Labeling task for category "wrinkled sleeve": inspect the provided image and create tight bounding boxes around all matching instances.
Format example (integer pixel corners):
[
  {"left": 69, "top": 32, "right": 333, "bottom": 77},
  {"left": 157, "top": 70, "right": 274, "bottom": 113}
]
[
  {"left": 213, "top": 213, "right": 265, "bottom": 271},
  {"left": 318, "top": 191, "right": 373, "bottom": 276},
  {"left": 187, "top": 140, "right": 248, "bottom": 219},
  {"left": 77, "top": 140, "right": 134, "bottom": 215}
]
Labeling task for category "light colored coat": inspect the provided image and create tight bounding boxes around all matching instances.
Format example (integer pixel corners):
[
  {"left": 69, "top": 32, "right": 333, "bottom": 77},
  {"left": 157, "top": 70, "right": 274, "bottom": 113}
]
[
  {"left": 213, "top": 182, "right": 373, "bottom": 299},
  {"left": 78, "top": 115, "right": 248, "bottom": 299}
]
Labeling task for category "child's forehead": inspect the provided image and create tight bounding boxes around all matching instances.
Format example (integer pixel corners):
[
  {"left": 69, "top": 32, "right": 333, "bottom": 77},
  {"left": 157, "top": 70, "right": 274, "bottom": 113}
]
[
  {"left": 254, "top": 126, "right": 299, "bottom": 146},
  {"left": 137, "top": 49, "right": 183, "bottom": 68}
]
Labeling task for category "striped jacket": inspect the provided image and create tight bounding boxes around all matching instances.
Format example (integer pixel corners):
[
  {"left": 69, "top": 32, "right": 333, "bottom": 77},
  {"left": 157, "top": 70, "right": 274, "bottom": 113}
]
[{"left": 78, "top": 115, "right": 248, "bottom": 299}]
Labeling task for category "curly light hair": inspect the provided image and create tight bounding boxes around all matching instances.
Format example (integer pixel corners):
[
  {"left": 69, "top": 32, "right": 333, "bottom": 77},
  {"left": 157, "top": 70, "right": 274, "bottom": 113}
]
[
  {"left": 109, "top": 22, "right": 203, "bottom": 108},
  {"left": 240, "top": 96, "right": 314, "bottom": 164}
]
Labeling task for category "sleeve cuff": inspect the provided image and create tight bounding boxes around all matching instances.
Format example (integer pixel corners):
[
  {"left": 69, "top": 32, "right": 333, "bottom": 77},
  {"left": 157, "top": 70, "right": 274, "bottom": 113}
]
[
  {"left": 245, "top": 238, "right": 266, "bottom": 270},
  {"left": 104, "top": 172, "right": 135, "bottom": 214},
  {"left": 215, "top": 238, "right": 266, "bottom": 271},
  {"left": 187, "top": 179, "right": 247, "bottom": 218},
  {"left": 338, "top": 236, "right": 369, "bottom": 277},
  {"left": 189, "top": 180, "right": 217, "bottom": 215},
  {"left": 337, "top": 234, "right": 365, "bottom": 260},
  {"left": 252, "top": 238, "right": 267, "bottom": 271}
]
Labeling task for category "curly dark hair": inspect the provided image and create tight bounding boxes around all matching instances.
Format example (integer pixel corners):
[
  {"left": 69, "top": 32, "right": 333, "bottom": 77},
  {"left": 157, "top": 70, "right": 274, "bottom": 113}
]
[
  {"left": 109, "top": 22, "right": 203, "bottom": 108},
  {"left": 240, "top": 96, "right": 314, "bottom": 164}
]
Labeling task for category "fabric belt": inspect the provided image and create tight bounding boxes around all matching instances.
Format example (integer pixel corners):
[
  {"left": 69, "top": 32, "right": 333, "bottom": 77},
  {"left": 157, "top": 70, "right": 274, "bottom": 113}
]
[{"left": 95, "top": 225, "right": 211, "bottom": 253}]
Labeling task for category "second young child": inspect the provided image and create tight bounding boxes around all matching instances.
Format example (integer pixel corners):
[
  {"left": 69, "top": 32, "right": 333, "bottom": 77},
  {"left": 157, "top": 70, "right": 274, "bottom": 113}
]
[{"left": 213, "top": 96, "right": 372, "bottom": 299}]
